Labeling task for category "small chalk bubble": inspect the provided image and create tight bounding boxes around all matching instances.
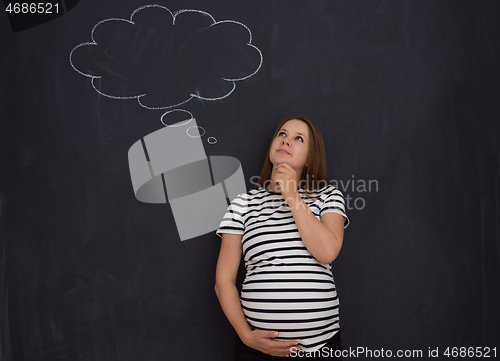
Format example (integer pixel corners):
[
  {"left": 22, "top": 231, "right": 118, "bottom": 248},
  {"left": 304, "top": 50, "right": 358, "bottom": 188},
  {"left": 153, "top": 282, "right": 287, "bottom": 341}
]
[
  {"left": 207, "top": 137, "right": 217, "bottom": 144},
  {"left": 161, "top": 109, "right": 194, "bottom": 127},
  {"left": 187, "top": 126, "right": 205, "bottom": 138}
]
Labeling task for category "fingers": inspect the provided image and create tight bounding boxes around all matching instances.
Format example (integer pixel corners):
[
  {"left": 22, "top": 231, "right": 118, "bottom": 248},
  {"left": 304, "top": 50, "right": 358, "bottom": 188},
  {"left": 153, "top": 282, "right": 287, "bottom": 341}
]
[
  {"left": 268, "top": 343, "right": 300, "bottom": 357},
  {"left": 273, "top": 164, "right": 294, "bottom": 180},
  {"left": 274, "top": 163, "right": 295, "bottom": 178},
  {"left": 266, "top": 330, "right": 279, "bottom": 338},
  {"left": 252, "top": 330, "right": 300, "bottom": 357},
  {"left": 269, "top": 341, "right": 301, "bottom": 357},
  {"left": 274, "top": 163, "right": 293, "bottom": 171}
]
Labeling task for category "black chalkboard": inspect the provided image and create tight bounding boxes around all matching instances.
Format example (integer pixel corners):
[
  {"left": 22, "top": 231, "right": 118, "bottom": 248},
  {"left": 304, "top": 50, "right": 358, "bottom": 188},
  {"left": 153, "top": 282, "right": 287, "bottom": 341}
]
[{"left": 1, "top": 1, "right": 499, "bottom": 360}]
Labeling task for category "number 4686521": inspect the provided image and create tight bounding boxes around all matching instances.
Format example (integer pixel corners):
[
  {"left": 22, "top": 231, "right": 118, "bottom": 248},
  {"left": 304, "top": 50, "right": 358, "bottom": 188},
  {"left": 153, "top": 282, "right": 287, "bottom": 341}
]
[
  {"left": 444, "top": 347, "right": 497, "bottom": 358},
  {"left": 5, "top": 3, "right": 60, "bottom": 14}
]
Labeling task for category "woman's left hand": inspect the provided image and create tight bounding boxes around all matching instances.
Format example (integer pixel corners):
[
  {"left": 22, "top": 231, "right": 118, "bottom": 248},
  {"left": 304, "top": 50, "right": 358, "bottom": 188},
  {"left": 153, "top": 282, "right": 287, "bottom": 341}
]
[{"left": 272, "top": 163, "right": 299, "bottom": 200}]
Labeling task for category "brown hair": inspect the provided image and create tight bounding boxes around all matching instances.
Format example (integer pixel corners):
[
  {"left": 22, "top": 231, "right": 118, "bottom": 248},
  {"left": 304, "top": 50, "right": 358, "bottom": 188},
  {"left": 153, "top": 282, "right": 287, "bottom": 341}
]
[{"left": 253, "top": 115, "right": 328, "bottom": 194}]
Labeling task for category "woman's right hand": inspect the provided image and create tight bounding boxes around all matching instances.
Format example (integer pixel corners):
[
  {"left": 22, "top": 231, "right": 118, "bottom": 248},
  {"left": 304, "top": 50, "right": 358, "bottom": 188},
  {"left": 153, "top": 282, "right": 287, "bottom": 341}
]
[{"left": 242, "top": 329, "right": 300, "bottom": 357}]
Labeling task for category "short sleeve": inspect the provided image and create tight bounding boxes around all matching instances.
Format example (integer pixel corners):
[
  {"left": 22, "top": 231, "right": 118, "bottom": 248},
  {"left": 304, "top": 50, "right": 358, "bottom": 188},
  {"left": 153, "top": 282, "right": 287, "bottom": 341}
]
[
  {"left": 320, "top": 186, "right": 350, "bottom": 228},
  {"left": 216, "top": 193, "right": 246, "bottom": 238}
]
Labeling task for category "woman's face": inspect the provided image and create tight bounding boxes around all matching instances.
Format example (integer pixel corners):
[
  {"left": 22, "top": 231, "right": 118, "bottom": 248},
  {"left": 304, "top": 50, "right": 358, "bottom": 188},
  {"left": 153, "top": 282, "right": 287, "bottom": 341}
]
[{"left": 269, "top": 119, "right": 310, "bottom": 173}]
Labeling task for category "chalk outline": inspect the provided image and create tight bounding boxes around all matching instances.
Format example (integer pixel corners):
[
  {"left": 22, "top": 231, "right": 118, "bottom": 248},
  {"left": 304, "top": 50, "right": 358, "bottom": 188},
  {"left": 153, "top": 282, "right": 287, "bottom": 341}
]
[
  {"left": 187, "top": 126, "right": 206, "bottom": 138},
  {"left": 160, "top": 109, "right": 194, "bottom": 127},
  {"left": 69, "top": 4, "right": 263, "bottom": 110}
]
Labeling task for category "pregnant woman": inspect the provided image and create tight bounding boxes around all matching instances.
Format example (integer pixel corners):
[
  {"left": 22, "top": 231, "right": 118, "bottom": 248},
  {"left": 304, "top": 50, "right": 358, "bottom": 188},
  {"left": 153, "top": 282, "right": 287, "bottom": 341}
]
[{"left": 215, "top": 116, "right": 349, "bottom": 360}]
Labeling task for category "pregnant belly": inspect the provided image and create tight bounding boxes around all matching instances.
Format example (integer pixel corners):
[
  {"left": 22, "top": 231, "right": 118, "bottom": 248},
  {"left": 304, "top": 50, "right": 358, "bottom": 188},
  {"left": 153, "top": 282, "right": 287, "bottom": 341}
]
[{"left": 240, "top": 278, "right": 340, "bottom": 351}]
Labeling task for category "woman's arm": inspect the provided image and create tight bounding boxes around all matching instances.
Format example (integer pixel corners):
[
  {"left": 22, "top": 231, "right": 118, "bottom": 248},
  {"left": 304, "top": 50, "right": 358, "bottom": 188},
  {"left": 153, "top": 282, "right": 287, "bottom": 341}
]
[
  {"left": 272, "top": 163, "right": 345, "bottom": 264},
  {"left": 214, "top": 233, "right": 251, "bottom": 339},
  {"left": 287, "top": 199, "right": 344, "bottom": 264},
  {"left": 214, "top": 233, "right": 300, "bottom": 357}
]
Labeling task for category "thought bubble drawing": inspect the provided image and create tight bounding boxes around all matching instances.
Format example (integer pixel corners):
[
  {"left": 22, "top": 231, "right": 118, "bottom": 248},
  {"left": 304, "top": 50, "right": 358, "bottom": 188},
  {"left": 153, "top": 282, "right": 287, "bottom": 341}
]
[
  {"left": 70, "top": 5, "right": 261, "bottom": 240},
  {"left": 128, "top": 116, "right": 246, "bottom": 240},
  {"left": 69, "top": 4, "right": 263, "bottom": 110}
]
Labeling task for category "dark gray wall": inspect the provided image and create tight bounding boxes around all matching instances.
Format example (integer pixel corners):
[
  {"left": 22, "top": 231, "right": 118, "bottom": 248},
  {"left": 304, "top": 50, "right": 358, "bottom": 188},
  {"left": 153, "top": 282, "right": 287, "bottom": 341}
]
[{"left": 1, "top": 1, "right": 499, "bottom": 360}]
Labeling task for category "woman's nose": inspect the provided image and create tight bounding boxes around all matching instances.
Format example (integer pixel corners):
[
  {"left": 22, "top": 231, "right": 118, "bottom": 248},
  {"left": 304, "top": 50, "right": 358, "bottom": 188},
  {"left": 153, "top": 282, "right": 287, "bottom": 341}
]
[{"left": 282, "top": 137, "right": 290, "bottom": 145}]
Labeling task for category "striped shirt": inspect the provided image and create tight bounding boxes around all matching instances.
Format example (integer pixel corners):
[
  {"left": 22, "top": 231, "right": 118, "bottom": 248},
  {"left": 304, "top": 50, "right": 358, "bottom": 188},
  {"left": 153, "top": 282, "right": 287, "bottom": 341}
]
[{"left": 216, "top": 184, "right": 349, "bottom": 351}]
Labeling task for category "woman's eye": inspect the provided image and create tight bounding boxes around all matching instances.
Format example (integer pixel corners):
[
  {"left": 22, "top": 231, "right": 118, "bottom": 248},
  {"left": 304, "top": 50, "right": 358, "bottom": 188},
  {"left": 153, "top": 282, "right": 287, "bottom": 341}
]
[
  {"left": 296, "top": 136, "right": 303, "bottom": 142},
  {"left": 278, "top": 131, "right": 286, "bottom": 137}
]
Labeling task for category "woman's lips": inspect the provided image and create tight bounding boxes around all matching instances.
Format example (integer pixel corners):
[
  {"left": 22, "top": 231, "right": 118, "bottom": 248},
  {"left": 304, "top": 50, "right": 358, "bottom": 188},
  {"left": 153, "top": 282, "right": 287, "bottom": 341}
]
[{"left": 278, "top": 149, "right": 291, "bottom": 155}]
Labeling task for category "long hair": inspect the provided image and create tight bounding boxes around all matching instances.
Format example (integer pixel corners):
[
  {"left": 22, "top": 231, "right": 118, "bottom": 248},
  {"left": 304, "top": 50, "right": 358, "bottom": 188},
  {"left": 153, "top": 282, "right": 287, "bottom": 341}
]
[{"left": 253, "top": 116, "right": 328, "bottom": 194}]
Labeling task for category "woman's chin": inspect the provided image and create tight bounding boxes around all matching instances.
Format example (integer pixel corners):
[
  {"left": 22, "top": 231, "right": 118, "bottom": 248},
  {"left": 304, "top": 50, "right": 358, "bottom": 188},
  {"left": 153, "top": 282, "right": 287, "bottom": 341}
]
[{"left": 271, "top": 155, "right": 290, "bottom": 165}]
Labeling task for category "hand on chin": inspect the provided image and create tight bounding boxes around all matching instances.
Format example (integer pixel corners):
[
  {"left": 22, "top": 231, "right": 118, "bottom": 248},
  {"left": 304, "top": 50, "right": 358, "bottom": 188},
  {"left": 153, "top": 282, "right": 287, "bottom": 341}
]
[{"left": 272, "top": 163, "right": 299, "bottom": 199}]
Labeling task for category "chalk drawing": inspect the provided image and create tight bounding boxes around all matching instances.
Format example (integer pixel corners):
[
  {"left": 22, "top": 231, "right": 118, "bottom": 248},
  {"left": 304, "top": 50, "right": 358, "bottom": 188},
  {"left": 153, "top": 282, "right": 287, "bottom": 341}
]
[
  {"left": 69, "top": 4, "right": 263, "bottom": 111},
  {"left": 187, "top": 126, "right": 206, "bottom": 138},
  {"left": 161, "top": 109, "right": 194, "bottom": 127},
  {"left": 70, "top": 5, "right": 261, "bottom": 240}
]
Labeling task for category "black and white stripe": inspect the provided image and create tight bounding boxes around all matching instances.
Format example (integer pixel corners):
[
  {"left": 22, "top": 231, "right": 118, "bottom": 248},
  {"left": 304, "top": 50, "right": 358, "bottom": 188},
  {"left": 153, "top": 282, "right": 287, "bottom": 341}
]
[{"left": 217, "top": 185, "right": 349, "bottom": 351}]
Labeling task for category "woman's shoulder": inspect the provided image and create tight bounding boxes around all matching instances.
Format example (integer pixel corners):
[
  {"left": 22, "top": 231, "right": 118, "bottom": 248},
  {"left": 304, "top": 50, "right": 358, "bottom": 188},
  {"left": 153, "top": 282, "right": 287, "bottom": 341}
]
[
  {"left": 303, "top": 183, "right": 340, "bottom": 197},
  {"left": 231, "top": 186, "right": 269, "bottom": 203},
  {"left": 322, "top": 184, "right": 342, "bottom": 195}
]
